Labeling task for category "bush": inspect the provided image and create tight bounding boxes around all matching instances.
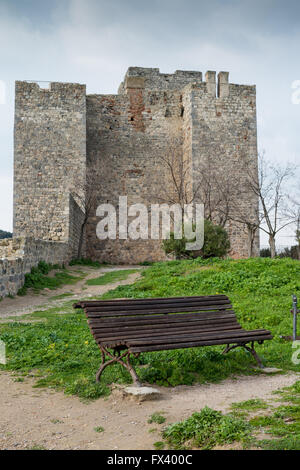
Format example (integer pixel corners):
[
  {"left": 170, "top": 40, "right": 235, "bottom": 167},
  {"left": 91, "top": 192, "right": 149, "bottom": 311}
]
[
  {"left": 162, "top": 406, "right": 251, "bottom": 449},
  {"left": 162, "top": 220, "right": 230, "bottom": 259},
  {"left": 260, "top": 248, "right": 271, "bottom": 258},
  {"left": 17, "top": 261, "right": 79, "bottom": 295},
  {"left": 0, "top": 229, "right": 12, "bottom": 239},
  {"left": 278, "top": 246, "right": 300, "bottom": 260}
]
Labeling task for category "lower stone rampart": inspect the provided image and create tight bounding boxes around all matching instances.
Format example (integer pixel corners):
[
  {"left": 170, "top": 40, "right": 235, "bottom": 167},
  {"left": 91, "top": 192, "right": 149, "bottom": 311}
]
[{"left": 0, "top": 237, "right": 70, "bottom": 298}]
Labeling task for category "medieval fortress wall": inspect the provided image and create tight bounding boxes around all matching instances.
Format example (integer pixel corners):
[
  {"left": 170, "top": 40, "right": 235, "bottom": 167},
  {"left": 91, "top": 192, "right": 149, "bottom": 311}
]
[
  {"left": 0, "top": 67, "right": 259, "bottom": 296},
  {"left": 0, "top": 237, "right": 69, "bottom": 297},
  {"left": 86, "top": 67, "right": 259, "bottom": 262}
]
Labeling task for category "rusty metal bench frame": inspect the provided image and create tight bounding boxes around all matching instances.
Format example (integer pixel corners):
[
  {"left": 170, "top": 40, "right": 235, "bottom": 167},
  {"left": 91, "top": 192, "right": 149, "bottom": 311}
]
[{"left": 74, "top": 295, "right": 273, "bottom": 386}]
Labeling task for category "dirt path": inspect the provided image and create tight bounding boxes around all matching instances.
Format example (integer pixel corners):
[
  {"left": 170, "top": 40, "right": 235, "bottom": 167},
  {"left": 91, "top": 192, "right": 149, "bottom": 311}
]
[
  {"left": 0, "top": 265, "right": 143, "bottom": 319},
  {"left": 0, "top": 371, "right": 298, "bottom": 450}
]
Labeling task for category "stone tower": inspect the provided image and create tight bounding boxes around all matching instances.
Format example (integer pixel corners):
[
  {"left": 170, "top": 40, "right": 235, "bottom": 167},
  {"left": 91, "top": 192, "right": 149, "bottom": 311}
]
[
  {"left": 13, "top": 68, "right": 259, "bottom": 263},
  {"left": 13, "top": 81, "right": 87, "bottom": 257}
]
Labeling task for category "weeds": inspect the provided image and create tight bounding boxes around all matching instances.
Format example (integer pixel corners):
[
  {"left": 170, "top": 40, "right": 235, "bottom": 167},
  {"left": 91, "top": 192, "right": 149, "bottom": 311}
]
[
  {"left": 148, "top": 413, "right": 166, "bottom": 424},
  {"left": 94, "top": 426, "right": 105, "bottom": 433},
  {"left": 85, "top": 269, "right": 138, "bottom": 286},
  {"left": 17, "top": 261, "right": 84, "bottom": 295},
  {"left": 231, "top": 398, "right": 268, "bottom": 412},
  {"left": 162, "top": 406, "right": 251, "bottom": 449}
]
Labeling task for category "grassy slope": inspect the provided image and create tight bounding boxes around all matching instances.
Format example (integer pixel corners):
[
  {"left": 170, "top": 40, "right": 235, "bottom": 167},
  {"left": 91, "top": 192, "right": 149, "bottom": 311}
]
[{"left": 0, "top": 257, "right": 299, "bottom": 400}]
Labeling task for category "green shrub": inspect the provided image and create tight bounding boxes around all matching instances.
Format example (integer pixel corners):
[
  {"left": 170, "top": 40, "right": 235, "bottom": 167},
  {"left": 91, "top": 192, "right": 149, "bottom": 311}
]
[
  {"left": 278, "top": 246, "right": 300, "bottom": 260},
  {"left": 18, "top": 261, "right": 81, "bottom": 295},
  {"left": 162, "top": 406, "right": 251, "bottom": 449},
  {"left": 0, "top": 229, "right": 12, "bottom": 239},
  {"left": 162, "top": 220, "right": 230, "bottom": 259},
  {"left": 260, "top": 248, "right": 271, "bottom": 257},
  {"left": 200, "top": 220, "right": 230, "bottom": 258},
  {"left": 148, "top": 413, "right": 166, "bottom": 424}
]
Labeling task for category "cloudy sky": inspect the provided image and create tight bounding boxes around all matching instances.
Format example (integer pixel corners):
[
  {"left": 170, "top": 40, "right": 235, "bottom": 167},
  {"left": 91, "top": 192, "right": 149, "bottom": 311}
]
[{"left": 0, "top": 0, "right": 299, "bottom": 246}]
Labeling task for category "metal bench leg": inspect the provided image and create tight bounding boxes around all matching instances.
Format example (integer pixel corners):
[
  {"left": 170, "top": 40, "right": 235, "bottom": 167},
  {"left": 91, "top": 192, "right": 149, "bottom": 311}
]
[
  {"left": 125, "top": 353, "right": 142, "bottom": 386},
  {"left": 96, "top": 347, "right": 142, "bottom": 386},
  {"left": 243, "top": 342, "right": 264, "bottom": 368},
  {"left": 222, "top": 341, "right": 264, "bottom": 368}
]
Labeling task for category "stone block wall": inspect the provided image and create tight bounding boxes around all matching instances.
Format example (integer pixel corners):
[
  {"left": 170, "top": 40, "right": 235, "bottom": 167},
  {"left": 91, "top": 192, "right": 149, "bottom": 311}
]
[
  {"left": 13, "top": 81, "right": 87, "bottom": 247},
  {"left": 86, "top": 67, "right": 259, "bottom": 262},
  {"left": 85, "top": 74, "right": 195, "bottom": 263},
  {"left": 183, "top": 74, "right": 259, "bottom": 257},
  {"left": 68, "top": 193, "right": 86, "bottom": 259},
  {"left": 0, "top": 237, "right": 70, "bottom": 298}
]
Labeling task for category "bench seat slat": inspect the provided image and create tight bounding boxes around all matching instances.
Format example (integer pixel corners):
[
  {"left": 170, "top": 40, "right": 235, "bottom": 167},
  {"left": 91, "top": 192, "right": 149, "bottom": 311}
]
[
  {"left": 93, "top": 320, "right": 241, "bottom": 337},
  {"left": 129, "top": 334, "right": 273, "bottom": 353},
  {"left": 99, "top": 328, "right": 243, "bottom": 350},
  {"left": 96, "top": 323, "right": 242, "bottom": 343},
  {"left": 126, "top": 329, "right": 271, "bottom": 347}
]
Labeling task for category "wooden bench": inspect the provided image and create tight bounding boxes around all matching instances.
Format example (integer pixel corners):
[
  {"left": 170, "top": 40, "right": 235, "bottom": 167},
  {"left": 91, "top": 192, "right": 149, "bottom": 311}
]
[{"left": 74, "top": 295, "right": 273, "bottom": 386}]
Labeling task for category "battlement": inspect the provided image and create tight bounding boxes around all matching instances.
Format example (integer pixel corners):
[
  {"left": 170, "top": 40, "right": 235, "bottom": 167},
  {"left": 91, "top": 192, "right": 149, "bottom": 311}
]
[
  {"left": 118, "top": 67, "right": 203, "bottom": 93},
  {"left": 16, "top": 80, "right": 86, "bottom": 91},
  {"left": 15, "top": 81, "right": 86, "bottom": 106},
  {"left": 118, "top": 67, "right": 255, "bottom": 99}
]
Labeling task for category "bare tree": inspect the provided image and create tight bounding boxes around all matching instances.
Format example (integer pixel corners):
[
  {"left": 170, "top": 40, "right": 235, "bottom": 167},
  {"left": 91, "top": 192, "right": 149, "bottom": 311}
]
[
  {"left": 151, "top": 135, "right": 194, "bottom": 210},
  {"left": 70, "top": 167, "right": 98, "bottom": 259},
  {"left": 196, "top": 157, "right": 239, "bottom": 228},
  {"left": 241, "top": 151, "right": 297, "bottom": 258},
  {"left": 152, "top": 135, "right": 237, "bottom": 229},
  {"left": 285, "top": 196, "right": 300, "bottom": 259}
]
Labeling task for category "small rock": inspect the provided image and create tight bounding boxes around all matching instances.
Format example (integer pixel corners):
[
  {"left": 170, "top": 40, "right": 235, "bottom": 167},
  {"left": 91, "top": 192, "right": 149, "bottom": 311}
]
[
  {"left": 260, "top": 367, "right": 283, "bottom": 374},
  {"left": 123, "top": 386, "right": 160, "bottom": 402}
]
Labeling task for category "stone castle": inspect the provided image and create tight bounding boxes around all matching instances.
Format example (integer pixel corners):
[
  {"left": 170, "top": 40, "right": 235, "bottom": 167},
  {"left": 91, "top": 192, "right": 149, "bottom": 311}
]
[{"left": 3, "top": 67, "right": 259, "bottom": 295}]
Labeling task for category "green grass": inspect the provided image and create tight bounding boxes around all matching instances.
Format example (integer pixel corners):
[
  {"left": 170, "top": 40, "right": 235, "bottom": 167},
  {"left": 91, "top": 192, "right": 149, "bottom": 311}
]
[
  {"left": 85, "top": 269, "right": 139, "bottom": 286},
  {"left": 231, "top": 398, "right": 268, "bottom": 412},
  {"left": 0, "top": 257, "right": 299, "bottom": 401},
  {"left": 148, "top": 413, "right": 166, "bottom": 424},
  {"left": 94, "top": 426, "right": 105, "bottom": 433},
  {"left": 153, "top": 441, "right": 165, "bottom": 450},
  {"left": 49, "top": 293, "right": 74, "bottom": 300},
  {"left": 273, "top": 380, "right": 300, "bottom": 405},
  {"left": 17, "top": 261, "right": 85, "bottom": 295},
  {"left": 162, "top": 406, "right": 251, "bottom": 449}
]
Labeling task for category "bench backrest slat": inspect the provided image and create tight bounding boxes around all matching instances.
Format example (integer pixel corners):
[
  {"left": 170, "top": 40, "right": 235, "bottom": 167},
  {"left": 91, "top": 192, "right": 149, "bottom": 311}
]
[
  {"left": 85, "top": 305, "right": 232, "bottom": 318},
  {"left": 88, "top": 312, "right": 237, "bottom": 328},
  {"left": 75, "top": 295, "right": 229, "bottom": 309}
]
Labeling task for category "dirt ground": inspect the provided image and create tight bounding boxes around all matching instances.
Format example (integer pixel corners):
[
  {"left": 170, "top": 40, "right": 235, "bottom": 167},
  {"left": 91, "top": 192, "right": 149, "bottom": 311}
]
[
  {"left": 0, "top": 370, "right": 299, "bottom": 450},
  {"left": 0, "top": 265, "right": 143, "bottom": 320}
]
